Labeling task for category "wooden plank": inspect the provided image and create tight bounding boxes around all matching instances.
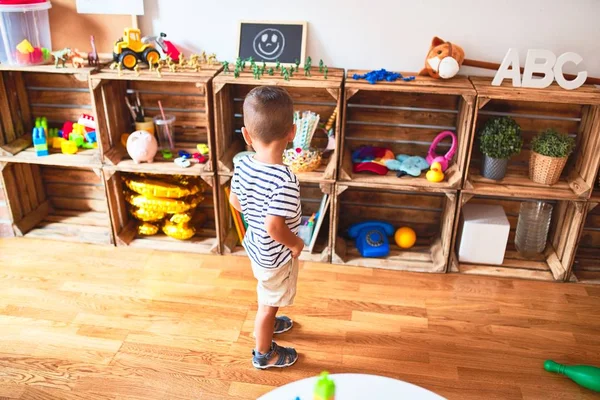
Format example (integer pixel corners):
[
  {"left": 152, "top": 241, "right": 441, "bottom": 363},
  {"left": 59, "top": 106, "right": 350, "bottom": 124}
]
[
  {"left": 458, "top": 264, "right": 555, "bottom": 281},
  {"left": 0, "top": 72, "right": 16, "bottom": 145},
  {"left": 347, "top": 90, "right": 459, "bottom": 110},
  {"left": 50, "top": 197, "right": 108, "bottom": 213},
  {"left": 13, "top": 71, "right": 33, "bottom": 134},
  {"left": 42, "top": 166, "right": 102, "bottom": 184},
  {"left": 13, "top": 163, "right": 34, "bottom": 215},
  {"left": 4, "top": 71, "right": 25, "bottom": 139},
  {"left": 346, "top": 107, "right": 457, "bottom": 128},
  {"left": 23, "top": 72, "right": 91, "bottom": 89},
  {"left": 2, "top": 164, "right": 23, "bottom": 221},
  {"left": 46, "top": 182, "right": 107, "bottom": 201},
  {"left": 31, "top": 164, "right": 46, "bottom": 204},
  {"left": 13, "top": 199, "right": 52, "bottom": 236},
  {"left": 27, "top": 89, "right": 91, "bottom": 107}
]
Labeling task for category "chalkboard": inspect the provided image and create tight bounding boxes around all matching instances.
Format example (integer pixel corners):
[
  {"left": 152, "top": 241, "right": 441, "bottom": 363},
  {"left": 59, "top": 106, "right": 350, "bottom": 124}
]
[{"left": 238, "top": 21, "right": 307, "bottom": 65}]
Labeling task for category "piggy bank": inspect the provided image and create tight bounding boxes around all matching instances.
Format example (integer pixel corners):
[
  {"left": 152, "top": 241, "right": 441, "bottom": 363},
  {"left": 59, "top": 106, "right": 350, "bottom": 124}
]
[{"left": 126, "top": 130, "right": 158, "bottom": 164}]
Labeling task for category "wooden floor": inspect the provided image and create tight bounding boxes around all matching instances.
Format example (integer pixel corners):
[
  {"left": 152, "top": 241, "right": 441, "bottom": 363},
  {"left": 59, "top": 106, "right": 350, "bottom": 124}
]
[{"left": 0, "top": 239, "right": 599, "bottom": 400}]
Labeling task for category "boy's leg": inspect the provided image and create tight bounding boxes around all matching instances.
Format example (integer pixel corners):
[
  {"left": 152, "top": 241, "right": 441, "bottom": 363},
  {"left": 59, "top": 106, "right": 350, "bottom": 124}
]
[{"left": 255, "top": 304, "right": 278, "bottom": 354}]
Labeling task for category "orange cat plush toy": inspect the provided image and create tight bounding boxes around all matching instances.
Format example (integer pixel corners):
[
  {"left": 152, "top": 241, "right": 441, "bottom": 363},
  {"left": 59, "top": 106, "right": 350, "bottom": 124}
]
[{"left": 420, "top": 36, "right": 465, "bottom": 79}]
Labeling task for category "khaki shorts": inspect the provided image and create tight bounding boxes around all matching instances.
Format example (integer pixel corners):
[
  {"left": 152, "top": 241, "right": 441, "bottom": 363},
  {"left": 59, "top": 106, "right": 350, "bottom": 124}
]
[{"left": 251, "top": 257, "right": 299, "bottom": 307}]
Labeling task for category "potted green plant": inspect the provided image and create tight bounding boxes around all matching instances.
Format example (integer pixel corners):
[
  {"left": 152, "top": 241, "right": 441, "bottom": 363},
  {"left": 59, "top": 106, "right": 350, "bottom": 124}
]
[
  {"left": 529, "top": 129, "right": 575, "bottom": 185},
  {"left": 479, "top": 117, "right": 523, "bottom": 180}
]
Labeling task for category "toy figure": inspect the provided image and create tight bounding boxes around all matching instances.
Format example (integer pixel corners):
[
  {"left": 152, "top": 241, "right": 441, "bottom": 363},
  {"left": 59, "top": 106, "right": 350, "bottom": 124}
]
[
  {"left": 289, "top": 67, "right": 294, "bottom": 77},
  {"left": 234, "top": 68, "right": 240, "bottom": 78},
  {"left": 289, "top": 65, "right": 294, "bottom": 73},
  {"left": 156, "top": 63, "right": 163, "bottom": 78},
  {"left": 262, "top": 61, "right": 266, "bottom": 69},
  {"left": 419, "top": 36, "right": 465, "bottom": 79},
  {"left": 275, "top": 60, "right": 281, "bottom": 70},
  {"left": 267, "top": 67, "right": 274, "bottom": 76},
  {"left": 319, "top": 59, "right": 324, "bottom": 72},
  {"left": 52, "top": 48, "right": 71, "bottom": 68},
  {"left": 200, "top": 51, "right": 207, "bottom": 64},
  {"left": 324, "top": 66, "right": 328, "bottom": 79},
  {"left": 134, "top": 64, "right": 141, "bottom": 76},
  {"left": 207, "top": 53, "right": 217, "bottom": 65},
  {"left": 117, "top": 62, "right": 123, "bottom": 77},
  {"left": 235, "top": 57, "right": 242, "bottom": 69},
  {"left": 283, "top": 67, "right": 290, "bottom": 81},
  {"left": 247, "top": 56, "right": 254, "bottom": 64},
  {"left": 294, "top": 59, "right": 300, "bottom": 70},
  {"left": 88, "top": 35, "right": 99, "bottom": 66},
  {"left": 304, "top": 56, "right": 312, "bottom": 76},
  {"left": 222, "top": 61, "right": 229, "bottom": 73},
  {"left": 178, "top": 53, "right": 186, "bottom": 67},
  {"left": 306, "top": 56, "right": 312, "bottom": 67}
]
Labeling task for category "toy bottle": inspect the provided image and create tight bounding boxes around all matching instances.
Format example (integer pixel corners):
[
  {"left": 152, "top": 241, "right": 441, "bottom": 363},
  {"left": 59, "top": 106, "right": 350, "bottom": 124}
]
[
  {"left": 544, "top": 360, "right": 600, "bottom": 392},
  {"left": 314, "top": 371, "right": 335, "bottom": 400}
]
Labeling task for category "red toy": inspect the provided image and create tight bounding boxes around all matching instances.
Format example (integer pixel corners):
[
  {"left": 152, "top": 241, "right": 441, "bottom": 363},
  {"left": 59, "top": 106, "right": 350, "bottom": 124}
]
[{"left": 61, "top": 121, "right": 74, "bottom": 139}]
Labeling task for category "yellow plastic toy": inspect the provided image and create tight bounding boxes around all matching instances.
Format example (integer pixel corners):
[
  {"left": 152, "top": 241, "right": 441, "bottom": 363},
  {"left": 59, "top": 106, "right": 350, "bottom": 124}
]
[
  {"left": 196, "top": 143, "right": 209, "bottom": 155},
  {"left": 124, "top": 176, "right": 202, "bottom": 199},
  {"left": 52, "top": 137, "right": 65, "bottom": 149},
  {"left": 113, "top": 28, "right": 161, "bottom": 70},
  {"left": 426, "top": 161, "right": 445, "bottom": 183},
  {"left": 61, "top": 140, "right": 78, "bottom": 154},
  {"left": 138, "top": 222, "right": 159, "bottom": 236},
  {"left": 395, "top": 227, "right": 417, "bottom": 249},
  {"left": 16, "top": 39, "right": 34, "bottom": 54}
]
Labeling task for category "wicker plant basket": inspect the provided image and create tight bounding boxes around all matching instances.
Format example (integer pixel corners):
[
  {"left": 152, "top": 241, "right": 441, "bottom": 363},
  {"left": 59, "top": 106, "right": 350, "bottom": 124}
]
[
  {"left": 529, "top": 151, "right": 568, "bottom": 185},
  {"left": 283, "top": 148, "right": 323, "bottom": 174}
]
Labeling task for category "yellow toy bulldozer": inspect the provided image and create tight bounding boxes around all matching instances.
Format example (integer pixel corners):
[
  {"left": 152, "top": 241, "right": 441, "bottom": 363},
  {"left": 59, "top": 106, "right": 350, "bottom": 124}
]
[{"left": 113, "top": 28, "right": 160, "bottom": 70}]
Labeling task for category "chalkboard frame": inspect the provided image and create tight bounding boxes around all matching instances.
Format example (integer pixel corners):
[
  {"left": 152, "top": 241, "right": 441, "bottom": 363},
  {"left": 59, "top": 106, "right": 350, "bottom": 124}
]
[{"left": 237, "top": 20, "right": 308, "bottom": 66}]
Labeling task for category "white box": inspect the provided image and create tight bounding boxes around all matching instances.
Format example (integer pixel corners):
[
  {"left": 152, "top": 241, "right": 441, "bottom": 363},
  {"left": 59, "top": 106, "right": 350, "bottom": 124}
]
[{"left": 458, "top": 204, "right": 510, "bottom": 265}]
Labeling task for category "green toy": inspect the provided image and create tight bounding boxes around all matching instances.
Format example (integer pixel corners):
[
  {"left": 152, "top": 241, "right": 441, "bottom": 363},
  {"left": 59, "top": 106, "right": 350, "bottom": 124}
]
[
  {"left": 262, "top": 61, "right": 266, "bottom": 69},
  {"left": 319, "top": 59, "right": 324, "bottom": 72},
  {"left": 275, "top": 60, "right": 281, "bottom": 70},
  {"left": 314, "top": 372, "right": 335, "bottom": 400},
  {"left": 52, "top": 48, "right": 70, "bottom": 68},
  {"left": 234, "top": 67, "right": 240, "bottom": 78},
  {"left": 324, "top": 65, "right": 329, "bottom": 79},
  {"left": 222, "top": 61, "right": 229, "bottom": 73},
  {"left": 267, "top": 67, "right": 274, "bottom": 76},
  {"left": 304, "top": 56, "right": 312, "bottom": 76},
  {"left": 282, "top": 67, "right": 290, "bottom": 81},
  {"left": 545, "top": 360, "right": 600, "bottom": 392},
  {"left": 294, "top": 59, "right": 300, "bottom": 70}
]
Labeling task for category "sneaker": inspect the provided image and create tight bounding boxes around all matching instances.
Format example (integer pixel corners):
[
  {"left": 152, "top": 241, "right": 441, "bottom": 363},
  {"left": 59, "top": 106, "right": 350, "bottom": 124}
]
[
  {"left": 274, "top": 315, "right": 293, "bottom": 334},
  {"left": 252, "top": 341, "right": 298, "bottom": 369}
]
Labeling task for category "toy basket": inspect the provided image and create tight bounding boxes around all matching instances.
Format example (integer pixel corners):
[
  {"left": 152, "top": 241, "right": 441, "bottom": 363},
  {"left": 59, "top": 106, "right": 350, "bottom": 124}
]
[
  {"left": 283, "top": 147, "right": 322, "bottom": 174},
  {"left": 529, "top": 152, "right": 568, "bottom": 185}
]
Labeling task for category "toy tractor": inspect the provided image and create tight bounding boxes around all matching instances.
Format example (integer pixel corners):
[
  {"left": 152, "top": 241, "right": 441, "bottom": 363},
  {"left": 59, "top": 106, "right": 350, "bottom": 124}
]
[{"left": 113, "top": 28, "right": 160, "bottom": 70}]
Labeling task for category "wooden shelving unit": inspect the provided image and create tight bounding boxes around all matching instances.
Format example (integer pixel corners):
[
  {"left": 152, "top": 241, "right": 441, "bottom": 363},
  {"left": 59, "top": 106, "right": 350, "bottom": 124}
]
[
  {"left": 90, "top": 65, "right": 221, "bottom": 175},
  {"left": 212, "top": 66, "right": 344, "bottom": 183},
  {"left": 0, "top": 171, "right": 14, "bottom": 237},
  {"left": 571, "top": 171, "right": 600, "bottom": 283},
  {"left": 449, "top": 193, "right": 585, "bottom": 281},
  {"left": 465, "top": 78, "right": 600, "bottom": 201},
  {"left": 0, "top": 162, "right": 112, "bottom": 244},
  {"left": 339, "top": 71, "right": 475, "bottom": 191},
  {"left": 331, "top": 183, "right": 457, "bottom": 272}
]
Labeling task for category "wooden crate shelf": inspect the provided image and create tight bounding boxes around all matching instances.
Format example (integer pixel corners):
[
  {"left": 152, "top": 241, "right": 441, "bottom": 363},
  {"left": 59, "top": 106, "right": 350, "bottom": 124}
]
[
  {"left": 465, "top": 77, "right": 600, "bottom": 200},
  {"left": 0, "top": 162, "right": 112, "bottom": 244},
  {"left": 212, "top": 67, "right": 344, "bottom": 183},
  {"left": 449, "top": 193, "right": 585, "bottom": 281},
  {"left": 331, "top": 183, "right": 457, "bottom": 272},
  {"left": 339, "top": 71, "right": 476, "bottom": 191},
  {"left": 104, "top": 170, "right": 220, "bottom": 254},
  {"left": 0, "top": 171, "right": 14, "bottom": 237},
  {"left": 218, "top": 175, "right": 333, "bottom": 263},
  {"left": 91, "top": 66, "right": 221, "bottom": 176},
  {"left": 0, "top": 67, "right": 101, "bottom": 167},
  {"left": 571, "top": 196, "right": 600, "bottom": 284}
]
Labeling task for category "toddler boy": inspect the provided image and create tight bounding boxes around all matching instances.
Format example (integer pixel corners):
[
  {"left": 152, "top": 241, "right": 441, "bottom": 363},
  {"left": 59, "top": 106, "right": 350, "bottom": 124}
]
[{"left": 229, "top": 86, "right": 304, "bottom": 369}]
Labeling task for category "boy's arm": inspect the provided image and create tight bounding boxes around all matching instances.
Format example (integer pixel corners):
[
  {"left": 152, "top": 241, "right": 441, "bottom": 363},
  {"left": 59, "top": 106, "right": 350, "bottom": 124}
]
[
  {"left": 265, "top": 215, "right": 304, "bottom": 258},
  {"left": 229, "top": 191, "right": 242, "bottom": 213}
]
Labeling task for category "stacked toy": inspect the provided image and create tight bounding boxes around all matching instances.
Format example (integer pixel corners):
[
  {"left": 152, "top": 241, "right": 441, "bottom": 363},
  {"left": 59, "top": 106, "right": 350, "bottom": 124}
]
[
  {"left": 123, "top": 173, "right": 207, "bottom": 240},
  {"left": 32, "top": 114, "right": 98, "bottom": 156}
]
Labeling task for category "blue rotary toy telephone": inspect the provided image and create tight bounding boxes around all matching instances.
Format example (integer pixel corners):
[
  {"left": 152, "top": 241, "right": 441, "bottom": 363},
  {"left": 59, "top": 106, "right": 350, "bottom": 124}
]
[{"left": 348, "top": 221, "right": 395, "bottom": 258}]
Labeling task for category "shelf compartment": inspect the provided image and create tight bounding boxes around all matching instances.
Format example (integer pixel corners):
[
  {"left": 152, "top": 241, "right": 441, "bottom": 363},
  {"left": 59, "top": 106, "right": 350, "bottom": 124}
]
[
  {"left": 212, "top": 67, "right": 344, "bottom": 183},
  {"left": 218, "top": 175, "right": 333, "bottom": 263},
  {"left": 331, "top": 184, "right": 457, "bottom": 272},
  {"left": 91, "top": 68, "right": 220, "bottom": 175},
  {"left": 0, "top": 162, "right": 112, "bottom": 244},
  {"left": 572, "top": 199, "right": 600, "bottom": 284},
  {"left": 0, "top": 173, "right": 14, "bottom": 237},
  {"left": 104, "top": 170, "right": 220, "bottom": 254},
  {"left": 466, "top": 77, "right": 600, "bottom": 200},
  {"left": 339, "top": 71, "right": 476, "bottom": 190},
  {"left": 0, "top": 68, "right": 101, "bottom": 167},
  {"left": 450, "top": 193, "right": 585, "bottom": 281}
]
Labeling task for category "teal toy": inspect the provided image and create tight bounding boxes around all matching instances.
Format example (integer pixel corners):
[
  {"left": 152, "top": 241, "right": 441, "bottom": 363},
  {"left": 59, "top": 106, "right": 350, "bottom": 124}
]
[
  {"left": 385, "top": 155, "right": 429, "bottom": 177},
  {"left": 32, "top": 127, "right": 49, "bottom": 156},
  {"left": 545, "top": 360, "right": 600, "bottom": 392}
]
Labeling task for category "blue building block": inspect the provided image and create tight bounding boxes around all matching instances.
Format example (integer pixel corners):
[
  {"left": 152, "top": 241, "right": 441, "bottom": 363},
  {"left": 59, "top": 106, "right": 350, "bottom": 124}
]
[{"left": 32, "top": 127, "right": 49, "bottom": 156}]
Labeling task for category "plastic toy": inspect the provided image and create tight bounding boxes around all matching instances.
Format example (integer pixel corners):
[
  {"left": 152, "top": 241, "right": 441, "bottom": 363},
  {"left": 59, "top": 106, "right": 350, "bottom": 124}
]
[
  {"left": 61, "top": 140, "right": 77, "bottom": 155},
  {"left": 52, "top": 137, "right": 64, "bottom": 149},
  {"left": 314, "top": 371, "right": 335, "bottom": 400},
  {"left": 88, "top": 35, "right": 99, "bottom": 66},
  {"left": 32, "top": 127, "right": 48, "bottom": 157},
  {"left": 174, "top": 157, "right": 191, "bottom": 168},
  {"left": 426, "top": 130, "right": 457, "bottom": 172},
  {"left": 84, "top": 131, "right": 97, "bottom": 144},
  {"left": 178, "top": 150, "right": 191, "bottom": 159},
  {"left": 69, "top": 131, "right": 84, "bottom": 148},
  {"left": 319, "top": 59, "right": 324, "bottom": 72},
  {"left": 161, "top": 150, "right": 173, "bottom": 159},
  {"left": 16, "top": 39, "right": 34, "bottom": 54},
  {"left": 419, "top": 36, "right": 465, "bottom": 79},
  {"left": 353, "top": 69, "right": 415, "bottom": 84},
  {"left": 52, "top": 48, "right": 79, "bottom": 68},
  {"left": 193, "top": 153, "right": 207, "bottom": 163},
  {"left": 113, "top": 28, "right": 160, "bottom": 70},
  {"left": 142, "top": 32, "right": 180, "bottom": 61},
  {"left": 544, "top": 360, "right": 600, "bottom": 392},
  {"left": 78, "top": 114, "right": 96, "bottom": 130},
  {"left": 352, "top": 146, "right": 395, "bottom": 175},
  {"left": 196, "top": 143, "right": 209, "bottom": 155},
  {"left": 426, "top": 161, "right": 445, "bottom": 183},
  {"left": 324, "top": 65, "right": 328, "bottom": 79},
  {"left": 348, "top": 221, "right": 395, "bottom": 258},
  {"left": 62, "top": 121, "right": 74, "bottom": 138},
  {"left": 395, "top": 227, "right": 417, "bottom": 249},
  {"left": 126, "top": 130, "right": 158, "bottom": 164}
]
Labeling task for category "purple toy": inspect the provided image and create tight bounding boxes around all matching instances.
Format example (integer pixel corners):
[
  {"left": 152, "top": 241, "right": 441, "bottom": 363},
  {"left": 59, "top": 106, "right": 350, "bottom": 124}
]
[{"left": 426, "top": 130, "right": 457, "bottom": 172}]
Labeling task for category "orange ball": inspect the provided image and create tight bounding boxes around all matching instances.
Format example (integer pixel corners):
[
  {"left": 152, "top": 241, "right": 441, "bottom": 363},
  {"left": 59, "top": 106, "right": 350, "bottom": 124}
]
[{"left": 394, "top": 227, "right": 417, "bottom": 249}]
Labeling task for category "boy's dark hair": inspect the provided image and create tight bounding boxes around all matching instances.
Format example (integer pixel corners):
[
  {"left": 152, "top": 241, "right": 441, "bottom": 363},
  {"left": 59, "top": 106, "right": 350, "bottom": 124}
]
[{"left": 243, "top": 86, "right": 294, "bottom": 143}]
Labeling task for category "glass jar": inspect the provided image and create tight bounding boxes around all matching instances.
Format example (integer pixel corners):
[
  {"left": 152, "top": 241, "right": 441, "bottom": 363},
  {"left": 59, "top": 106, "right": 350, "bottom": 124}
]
[{"left": 515, "top": 201, "right": 553, "bottom": 258}]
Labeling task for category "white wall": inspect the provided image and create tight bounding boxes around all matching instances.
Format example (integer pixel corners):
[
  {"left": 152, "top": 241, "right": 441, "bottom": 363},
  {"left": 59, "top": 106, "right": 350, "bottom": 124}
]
[{"left": 140, "top": 0, "right": 600, "bottom": 77}]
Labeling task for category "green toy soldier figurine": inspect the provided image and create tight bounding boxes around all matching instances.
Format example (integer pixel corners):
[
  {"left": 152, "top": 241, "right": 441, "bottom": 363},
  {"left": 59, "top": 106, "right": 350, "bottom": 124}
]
[
  {"left": 283, "top": 68, "right": 290, "bottom": 81},
  {"left": 324, "top": 65, "right": 328, "bottom": 79},
  {"left": 275, "top": 60, "right": 281, "bottom": 70},
  {"left": 267, "top": 67, "right": 274, "bottom": 76},
  {"left": 235, "top": 57, "right": 242, "bottom": 68},
  {"left": 319, "top": 59, "right": 324, "bottom": 72},
  {"left": 234, "top": 67, "right": 240, "bottom": 78},
  {"left": 262, "top": 61, "right": 266, "bottom": 69},
  {"left": 289, "top": 67, "right": 294, "bottom": 77},
  {"left": 222, "top": 61, "right": 229, "bottom": 73},
  {"left": 304, "top": 56, "right": 312, "bottom": 76},
  {"left": 294, "top": 59, "right": 300, "bottom": 70}
]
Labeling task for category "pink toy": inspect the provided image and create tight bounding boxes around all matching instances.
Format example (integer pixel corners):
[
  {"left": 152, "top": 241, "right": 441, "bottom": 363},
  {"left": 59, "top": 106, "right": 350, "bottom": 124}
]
[
  {"left": 126, "top": 130, "right": 158, "bottom": 164},
  {"left": 426, "top": 130, "right": 457, "bottom": 172}
]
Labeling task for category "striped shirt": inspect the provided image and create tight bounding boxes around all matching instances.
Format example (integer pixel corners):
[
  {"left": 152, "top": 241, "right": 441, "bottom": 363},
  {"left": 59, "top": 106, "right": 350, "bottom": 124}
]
[{"left": 231, "top": 155, "right": 302, "bottom": 269}]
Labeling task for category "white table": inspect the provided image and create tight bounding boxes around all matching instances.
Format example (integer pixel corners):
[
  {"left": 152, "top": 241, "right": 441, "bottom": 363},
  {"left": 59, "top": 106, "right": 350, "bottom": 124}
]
[{"left": 258, "top": 373, "right": 446, "bottom": 400}]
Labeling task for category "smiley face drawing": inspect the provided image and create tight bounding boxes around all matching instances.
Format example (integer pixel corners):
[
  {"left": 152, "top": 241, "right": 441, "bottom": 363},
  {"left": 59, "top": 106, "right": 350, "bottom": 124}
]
[{"left": 253, "top": 28, "right": 285, "bottom": 60}]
